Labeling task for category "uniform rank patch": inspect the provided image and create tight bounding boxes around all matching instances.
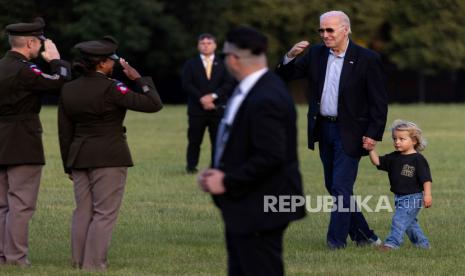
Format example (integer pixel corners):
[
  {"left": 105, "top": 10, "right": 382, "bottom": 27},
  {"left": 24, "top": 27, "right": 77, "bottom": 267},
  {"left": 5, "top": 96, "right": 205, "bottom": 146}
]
[
  {"left": 40, "top": 73, "right": 60, "bottom": 80},
  {"left": 29, "top": 64, "right": 42, "bottom": 75},
  {"left": 116, "top": 82, "right": 129, "bottom": 95}
]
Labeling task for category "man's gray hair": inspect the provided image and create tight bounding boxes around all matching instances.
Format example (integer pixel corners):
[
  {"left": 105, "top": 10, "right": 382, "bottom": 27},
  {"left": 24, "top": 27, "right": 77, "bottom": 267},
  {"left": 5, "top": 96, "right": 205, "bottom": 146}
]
[{"left": 320, "top": 11, "right": 352, "bottom": 34}]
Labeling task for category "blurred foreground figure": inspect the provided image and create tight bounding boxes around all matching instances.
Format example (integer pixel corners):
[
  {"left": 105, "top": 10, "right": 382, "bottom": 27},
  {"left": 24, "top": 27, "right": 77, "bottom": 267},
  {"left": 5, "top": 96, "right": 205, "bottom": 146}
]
[
  {"left": 58, "top": 36, "right": 162, "bottom": 271},
  {"left": 0, "top": 17, "right": 70, "bottom": 267},
  {"left": 198, "top": 27, "right": 305, "bottom": 276}
]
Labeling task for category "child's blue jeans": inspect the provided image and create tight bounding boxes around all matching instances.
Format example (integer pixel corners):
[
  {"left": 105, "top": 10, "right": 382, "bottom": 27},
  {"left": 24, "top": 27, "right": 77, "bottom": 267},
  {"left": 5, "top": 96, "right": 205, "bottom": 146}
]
[{"left": 384, "top": 192, "right": 430, "bottom": 249}]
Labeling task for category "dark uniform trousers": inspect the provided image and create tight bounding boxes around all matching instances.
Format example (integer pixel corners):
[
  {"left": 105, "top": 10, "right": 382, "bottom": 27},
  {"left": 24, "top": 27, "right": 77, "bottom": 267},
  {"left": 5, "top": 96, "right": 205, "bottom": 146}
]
[
  {"left": 187, "top": 115, "right": 220, "bottom": 169},
  {"left": 0, "top": 165, "right": 42, "bottom": 265},
  {"left": 71, "top": 167, "right": 127, "bottom": 271}
]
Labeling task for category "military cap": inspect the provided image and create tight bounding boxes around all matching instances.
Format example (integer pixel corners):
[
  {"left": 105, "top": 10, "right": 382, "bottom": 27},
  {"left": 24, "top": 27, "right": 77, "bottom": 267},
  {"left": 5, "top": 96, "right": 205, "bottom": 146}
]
[
  {"left": 5, "top": 17, "right": 46, "bottom": 41},
  {"left": 74, "top": 36, "right": 120, "bottom": 60}
]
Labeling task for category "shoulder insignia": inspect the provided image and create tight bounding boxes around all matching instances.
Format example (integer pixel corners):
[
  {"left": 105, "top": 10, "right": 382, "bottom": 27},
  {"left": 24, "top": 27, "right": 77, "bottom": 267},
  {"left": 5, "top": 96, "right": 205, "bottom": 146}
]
[
  {"left": 41, "top": 73, "right": 60, "bottom": 80},
  {"left": 29, "top": 64, "right": 42, "bottom": 75},
  {"left": 115, "top": 81, "right": 130, "bottom": 95}
]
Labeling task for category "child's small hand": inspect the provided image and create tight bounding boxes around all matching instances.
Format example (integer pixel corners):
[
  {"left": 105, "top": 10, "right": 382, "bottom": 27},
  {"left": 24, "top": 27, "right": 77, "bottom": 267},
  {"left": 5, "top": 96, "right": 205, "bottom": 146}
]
[
  {"left": 362, "top": 136, "right": 376, "bottom": 151},
  {"left": 423, "top": 195, "right": 432, "bottom": 208}
]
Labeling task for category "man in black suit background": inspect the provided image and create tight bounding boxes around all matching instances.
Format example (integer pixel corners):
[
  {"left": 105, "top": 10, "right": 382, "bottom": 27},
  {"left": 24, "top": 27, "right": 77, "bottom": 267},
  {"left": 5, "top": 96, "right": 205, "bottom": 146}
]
[
  {"left": 182, "top": 33, "right": 234, "bottom": 173},
  {"left": 198, "top": 27, "right": 305, "bottom": 276},
  {"left": 276, "top": 10, "right": 388, "bottom": 249}
]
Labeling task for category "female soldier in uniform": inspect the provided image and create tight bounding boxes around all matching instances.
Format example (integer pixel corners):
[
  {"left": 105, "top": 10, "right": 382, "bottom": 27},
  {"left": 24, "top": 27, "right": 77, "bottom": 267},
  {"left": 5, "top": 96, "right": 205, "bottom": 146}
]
[{"left": 58, "top": 36, "right": 162, "bottom": 271}]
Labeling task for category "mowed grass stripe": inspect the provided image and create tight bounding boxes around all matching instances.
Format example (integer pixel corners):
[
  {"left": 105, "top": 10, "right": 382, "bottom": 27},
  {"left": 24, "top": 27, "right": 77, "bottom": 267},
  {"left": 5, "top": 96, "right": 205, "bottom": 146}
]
[{"left": 0, "top": 104, "right": 463, "bottom": 275}]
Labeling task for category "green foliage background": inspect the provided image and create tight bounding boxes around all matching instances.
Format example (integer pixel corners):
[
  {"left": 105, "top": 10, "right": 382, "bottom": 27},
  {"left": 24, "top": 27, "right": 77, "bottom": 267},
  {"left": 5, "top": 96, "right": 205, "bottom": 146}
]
[{"left": 1, "top": 0, "right": 465, "bottom": 79}]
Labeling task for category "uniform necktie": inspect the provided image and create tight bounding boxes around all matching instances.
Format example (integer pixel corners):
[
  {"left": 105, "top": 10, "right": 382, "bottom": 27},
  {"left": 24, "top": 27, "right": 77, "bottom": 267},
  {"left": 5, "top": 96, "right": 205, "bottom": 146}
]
[
  {"left": 214, "top": 86, "right": 242, "bottom": 167},
  {"left": 205, "top": 58, "right": 212, "bottom": 80}
]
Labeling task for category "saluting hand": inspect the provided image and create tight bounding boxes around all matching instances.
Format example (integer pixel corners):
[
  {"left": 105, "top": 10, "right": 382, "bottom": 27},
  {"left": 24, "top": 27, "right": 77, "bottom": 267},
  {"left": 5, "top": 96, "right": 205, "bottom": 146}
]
[
  {"left": 120, "top": 58, "right": 141, "bottom": 80},
  {"left": 41, "top": 39, "right": 60, "bottom": 62},
  {"left": 287, "top": 41, "right": 310, "bottom": 59}
]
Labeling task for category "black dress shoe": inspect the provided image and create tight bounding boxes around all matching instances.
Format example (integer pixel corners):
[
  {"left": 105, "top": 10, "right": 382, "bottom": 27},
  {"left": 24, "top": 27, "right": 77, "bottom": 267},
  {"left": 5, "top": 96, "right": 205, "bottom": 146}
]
[
  {"left": 327, "top": 242, "right": 346, "bottom": 250},
  {"left": 186, "top": 167, "right": 198, "bottom": 174}
]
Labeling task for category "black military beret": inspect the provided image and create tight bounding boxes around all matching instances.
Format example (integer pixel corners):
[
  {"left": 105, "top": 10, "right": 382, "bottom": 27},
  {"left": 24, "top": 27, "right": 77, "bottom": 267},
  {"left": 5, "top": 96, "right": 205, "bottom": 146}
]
[
  {"left": 5, "top": 17, "right": 46, "bottom": 41},
  {"left": 74, "top": 36, "right": 120, "bottom": 60}
]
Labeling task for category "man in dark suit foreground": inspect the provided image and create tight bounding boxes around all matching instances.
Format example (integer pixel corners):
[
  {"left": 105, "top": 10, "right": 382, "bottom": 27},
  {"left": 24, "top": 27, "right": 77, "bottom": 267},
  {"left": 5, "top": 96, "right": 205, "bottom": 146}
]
[
  {"left": 182, "top": 33, "right": 234, "bottom": 173},
  {"left": 198, "top": 27, "right": 305, "bottom": 276},
  {"left": 276, "top": 10, "right": 388, "bottom": 249}
]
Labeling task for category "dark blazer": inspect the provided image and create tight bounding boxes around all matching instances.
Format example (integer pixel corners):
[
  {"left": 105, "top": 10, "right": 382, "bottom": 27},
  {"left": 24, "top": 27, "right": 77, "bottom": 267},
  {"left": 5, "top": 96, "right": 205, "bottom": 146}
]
[
  {"left": 0, "top": 51, "right": 70, "bottom": 165},
  {"left": 58, "top": 72, "right": 162, "bottom": 173},
  {"left": 276, "top": 40, "right": 388, "bottom": 157},
  {"left": 182, "top": 55, "right": 235, "bottom": 116},
  {"left": 214, "top": 71, "right": 305, "bottom": 234}
]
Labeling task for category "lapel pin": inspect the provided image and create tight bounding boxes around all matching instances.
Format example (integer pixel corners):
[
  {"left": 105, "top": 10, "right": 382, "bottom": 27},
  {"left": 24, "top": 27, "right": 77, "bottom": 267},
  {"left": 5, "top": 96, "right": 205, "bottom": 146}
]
[{"left": 349, "top": 61, "right": 354, "bottom": 64}]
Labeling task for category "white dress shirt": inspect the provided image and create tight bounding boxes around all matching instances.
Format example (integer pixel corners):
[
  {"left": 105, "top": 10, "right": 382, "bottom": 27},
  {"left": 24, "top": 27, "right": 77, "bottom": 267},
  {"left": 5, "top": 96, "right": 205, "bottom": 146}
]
[
  {"left": 283, "top": 40, "right": 349, "bottom": 116},
  {"left": 223, "top": 67, "right": 268, "bottom": 125}
]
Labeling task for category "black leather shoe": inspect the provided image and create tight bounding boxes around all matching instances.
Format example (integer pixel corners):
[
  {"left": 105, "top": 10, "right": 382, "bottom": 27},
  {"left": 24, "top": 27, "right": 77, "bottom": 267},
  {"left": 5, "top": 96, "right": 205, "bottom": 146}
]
[
  {"left": 327, "top": 242, "right": 346, "bottom": 250},
  {"left": 186, "top": 167, "right": 198, "bottom": 174}
]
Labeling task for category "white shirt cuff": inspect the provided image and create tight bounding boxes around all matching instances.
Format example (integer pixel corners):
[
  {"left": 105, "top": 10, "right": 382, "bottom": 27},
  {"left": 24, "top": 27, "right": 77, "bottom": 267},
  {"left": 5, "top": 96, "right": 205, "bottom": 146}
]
[{"left": 283, "top": 54, "right": 295, "bottom": 65}]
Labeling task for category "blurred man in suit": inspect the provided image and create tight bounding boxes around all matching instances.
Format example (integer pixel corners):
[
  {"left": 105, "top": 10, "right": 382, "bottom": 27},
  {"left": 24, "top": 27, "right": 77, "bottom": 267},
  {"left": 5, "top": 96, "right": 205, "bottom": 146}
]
[
  {"left": 198, "top": 27, "right": 305, "bottom": 276},
  {"left": 182, "top": 33, "right": 235, "bottom": 173},
  {"left": 276, "top": 10, "right": 388, "bottom": 249}
]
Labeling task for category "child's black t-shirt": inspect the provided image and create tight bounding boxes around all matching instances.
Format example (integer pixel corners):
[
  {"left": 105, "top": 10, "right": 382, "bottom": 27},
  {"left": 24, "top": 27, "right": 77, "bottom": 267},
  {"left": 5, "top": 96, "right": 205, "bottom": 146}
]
[{"left": 377, "top": 151, "right": 432, "bottom": 195}]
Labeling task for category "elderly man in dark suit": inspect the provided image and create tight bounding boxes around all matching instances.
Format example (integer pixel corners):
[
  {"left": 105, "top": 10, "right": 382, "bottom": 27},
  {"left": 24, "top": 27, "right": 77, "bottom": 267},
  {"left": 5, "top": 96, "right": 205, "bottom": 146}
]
[
  {"left": 276, "top": 10, "right": 388, "bottom": 249},
  {"left": 198, "top": 27, "right": 305, "bottom": 276},
  {"left": 182, "top": 33, "right": 235, "bottom": 173}
]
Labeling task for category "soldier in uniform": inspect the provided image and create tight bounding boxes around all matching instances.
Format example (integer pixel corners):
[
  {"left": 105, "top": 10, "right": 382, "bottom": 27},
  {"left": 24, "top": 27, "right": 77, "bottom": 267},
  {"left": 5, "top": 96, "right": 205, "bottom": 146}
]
[
  {"left": 58, "top": 36, "right": 162, "bottom": 271},
  {"left": 0, "top": 18, "right": 70, "bottom": 267}
]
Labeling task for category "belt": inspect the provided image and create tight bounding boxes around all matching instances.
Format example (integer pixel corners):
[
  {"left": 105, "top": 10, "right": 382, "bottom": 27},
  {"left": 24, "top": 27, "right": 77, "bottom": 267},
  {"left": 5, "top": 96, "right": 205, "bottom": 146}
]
[
  {"left": 75, "top": 125, "right": 126, "bottom": 135},
  {"left": 318, "top": 114, "right": 338, "bottom": 122},
  {"left": 0, "top": 113, "right": 38, "bottom": 122}
]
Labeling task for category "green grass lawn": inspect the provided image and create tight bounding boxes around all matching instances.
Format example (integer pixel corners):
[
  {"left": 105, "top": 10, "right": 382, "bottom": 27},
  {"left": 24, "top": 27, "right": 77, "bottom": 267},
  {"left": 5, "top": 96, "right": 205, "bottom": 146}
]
[{"left": 1, "top": 104, "right": 464, "bottom": 275}]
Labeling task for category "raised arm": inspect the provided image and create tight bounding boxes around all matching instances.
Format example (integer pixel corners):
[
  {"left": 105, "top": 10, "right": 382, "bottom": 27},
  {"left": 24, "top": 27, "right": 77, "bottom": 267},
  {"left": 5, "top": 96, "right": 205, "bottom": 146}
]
[{"left": 275, "top": 41, "right": 311, "bottom": 81}]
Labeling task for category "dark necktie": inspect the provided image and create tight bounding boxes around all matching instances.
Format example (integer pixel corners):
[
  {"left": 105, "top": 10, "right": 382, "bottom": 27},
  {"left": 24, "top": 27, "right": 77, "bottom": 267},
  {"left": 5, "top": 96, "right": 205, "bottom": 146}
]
[{"left": 213, "top": 86, "right": 242, "bottom": 167}]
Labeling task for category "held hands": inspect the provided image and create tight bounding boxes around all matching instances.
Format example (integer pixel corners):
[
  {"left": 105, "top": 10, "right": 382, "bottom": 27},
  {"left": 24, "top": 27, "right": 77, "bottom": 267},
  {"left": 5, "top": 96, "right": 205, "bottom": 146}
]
[
  {"left": 41, "top": 39, "right": 60, "bottom": 62},
  {"left": 200, "top": 94, "right": 216, "bottom": 110},
  {"left": 197, "top": 169, "right": 226, "bottom": 195},
  {"left": 362, "top": 136, "right": 377, "bottom": 151},
  {"left": 286, "top": 41, "right": 310, "bottom": 59},
  {"left": 120, "top": 58, "right": 141, "bottom": 80}
]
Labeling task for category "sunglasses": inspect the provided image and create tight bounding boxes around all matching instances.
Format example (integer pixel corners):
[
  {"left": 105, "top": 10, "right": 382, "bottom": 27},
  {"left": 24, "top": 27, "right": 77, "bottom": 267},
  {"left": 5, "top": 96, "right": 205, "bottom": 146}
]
[{"left": 318, "top": 26, "right": 344, "bottom": 34}]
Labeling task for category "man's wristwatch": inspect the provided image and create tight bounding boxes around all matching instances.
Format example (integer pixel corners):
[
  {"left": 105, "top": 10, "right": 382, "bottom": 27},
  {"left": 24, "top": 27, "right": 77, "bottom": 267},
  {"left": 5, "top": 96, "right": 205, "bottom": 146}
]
[{"left": 211, "top": 93, "right": 218, "bottom": 100}]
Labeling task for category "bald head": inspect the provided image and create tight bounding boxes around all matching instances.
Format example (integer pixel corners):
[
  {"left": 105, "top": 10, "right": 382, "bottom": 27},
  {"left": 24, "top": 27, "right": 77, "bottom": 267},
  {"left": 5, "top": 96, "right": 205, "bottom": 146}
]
[{"left": 320, "top": 11, "right": 351, "bottom": 34}]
